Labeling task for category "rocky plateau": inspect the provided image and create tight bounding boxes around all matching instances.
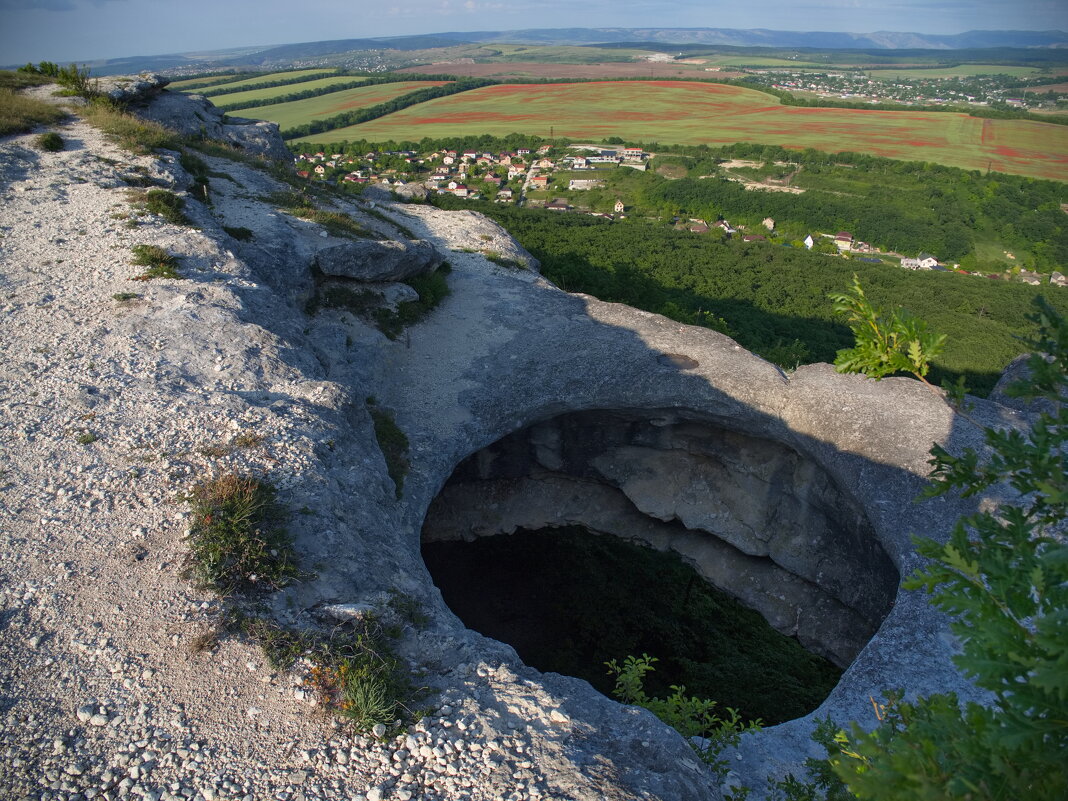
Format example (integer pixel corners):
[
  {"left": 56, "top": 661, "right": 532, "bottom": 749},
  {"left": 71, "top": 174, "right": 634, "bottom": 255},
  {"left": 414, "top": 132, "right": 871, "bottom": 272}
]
[{"left": 0, "top": 76, "right": 1026, "bottom": 801}]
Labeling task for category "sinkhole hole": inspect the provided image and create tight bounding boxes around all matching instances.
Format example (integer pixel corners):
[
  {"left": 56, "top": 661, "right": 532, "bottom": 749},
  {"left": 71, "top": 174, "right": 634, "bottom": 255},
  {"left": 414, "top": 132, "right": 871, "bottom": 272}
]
[{"left": 421, "top": 410, "right": 900, "bottom": 725}]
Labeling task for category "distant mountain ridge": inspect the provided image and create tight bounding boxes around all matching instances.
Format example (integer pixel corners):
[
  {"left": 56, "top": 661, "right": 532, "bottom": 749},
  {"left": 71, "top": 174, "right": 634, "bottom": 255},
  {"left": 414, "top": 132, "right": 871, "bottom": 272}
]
[
  {"left": 434, "top": 27, "right": 1068, "bottom": 50},
  {"left": 12, "top": 27, "right": 1065, "bottom": 76}
]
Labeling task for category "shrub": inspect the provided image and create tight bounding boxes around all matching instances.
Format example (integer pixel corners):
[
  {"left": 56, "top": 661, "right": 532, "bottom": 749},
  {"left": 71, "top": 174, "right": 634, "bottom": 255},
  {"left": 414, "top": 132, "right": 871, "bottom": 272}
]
[
  {"left": 130, "top": 244, "right": 181, "bottom": 280},
  {"left": 33, "top": 131, "right": 64, "bottom": 151},
  {"left": 54, "top": 63, "right": 95, "bottom": 98},
  {"left": 606, "top": 654, "right": 760, "bottom": 778},
  {"left": 829, "top": 275, "right": 944, "bottom": 384},
  {"left": 182, "top": 474, "right": 297, "bottom": 595}
]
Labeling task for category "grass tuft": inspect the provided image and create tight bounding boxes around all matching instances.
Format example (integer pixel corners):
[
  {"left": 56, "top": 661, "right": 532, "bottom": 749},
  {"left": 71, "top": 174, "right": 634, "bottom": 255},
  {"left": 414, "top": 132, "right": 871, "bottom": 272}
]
[
  {"left": 130, "top": 244, "right": 181, "bottom": 280},
  {"left": 128, "top": 188, "right": 190, "bottom": 226},
  {"left": 182, "top": 473, "right": 297, "bottom": 595},
  {"left": 291, "top": 207, "right": 367, "bottom": 239},
  {"left": 34, "top": 131, "right": 64, "bottom": 151}
]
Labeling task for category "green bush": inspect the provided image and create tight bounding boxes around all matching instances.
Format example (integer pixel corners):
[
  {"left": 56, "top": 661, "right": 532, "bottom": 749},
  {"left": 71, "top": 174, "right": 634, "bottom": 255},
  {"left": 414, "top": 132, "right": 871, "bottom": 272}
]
[
  {"left": 33, "top": 131, "right": 64, "bottom": 151},
  {"left": 607, "top": 654, "right": 760, "bottom": 777}
]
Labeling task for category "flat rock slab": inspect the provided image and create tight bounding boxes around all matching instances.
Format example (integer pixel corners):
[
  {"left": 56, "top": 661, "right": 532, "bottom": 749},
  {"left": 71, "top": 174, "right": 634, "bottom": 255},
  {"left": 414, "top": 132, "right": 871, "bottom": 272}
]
[{"left": 316, "top": 239, "right": 443, "bottom": 282}]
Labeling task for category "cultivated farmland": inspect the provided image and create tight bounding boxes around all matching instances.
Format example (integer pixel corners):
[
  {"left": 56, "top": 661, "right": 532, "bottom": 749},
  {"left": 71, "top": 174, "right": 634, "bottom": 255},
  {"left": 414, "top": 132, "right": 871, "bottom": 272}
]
[
  {"left": 231, "top": 81, "right": 451, "bottom": 130},
  {"left": 396, "top": 61, "right": 743, "bottom": 80},
  {"left": 308, "top": 81, "right": 1068, "bottom": 181},
  {"left": 208, "top": 75, "right": 376, "bottom": 108},
  {"left": 865, "top": 64, "right": 1042, "bottom": 80},
  {"left": 176, "top": 68, "right": 336, "bottom": 93}
]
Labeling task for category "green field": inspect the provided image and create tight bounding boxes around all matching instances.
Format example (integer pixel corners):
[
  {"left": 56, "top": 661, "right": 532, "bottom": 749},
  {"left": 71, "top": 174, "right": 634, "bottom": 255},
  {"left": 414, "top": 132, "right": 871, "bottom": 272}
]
[
  {"left": 177, "top": 68, "right": 336, "bottom": 93},
  {"left": 209, "top": 75, "right": 374, "bottom": 108},
  {"left": 867, "top": 64, "right": 1042, "bottom": 80},
  {"left": 233, "top": 81, "right": 451, "bottom": 129},
  {"left": 296, "top": 81, "right": 1068, "bottom": 181},
  {"left": 167, "top": 73, "right": 256, "bottom": 90}
]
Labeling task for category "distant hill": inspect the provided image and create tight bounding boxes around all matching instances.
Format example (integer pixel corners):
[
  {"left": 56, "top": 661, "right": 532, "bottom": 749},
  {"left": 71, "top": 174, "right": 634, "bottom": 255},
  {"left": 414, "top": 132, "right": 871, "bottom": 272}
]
[
  {"left": 431, "top": 27, "right": 1068, "bottom": 50},
  {"left": 11, "top": 27, "right": 1065, "bottom": 77}
]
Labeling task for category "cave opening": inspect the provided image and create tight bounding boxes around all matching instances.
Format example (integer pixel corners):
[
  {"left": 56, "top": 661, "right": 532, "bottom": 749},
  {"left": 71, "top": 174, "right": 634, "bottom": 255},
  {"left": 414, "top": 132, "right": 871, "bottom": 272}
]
[{"left": 421, "top": 409, "right": 899, "bottom": 724}]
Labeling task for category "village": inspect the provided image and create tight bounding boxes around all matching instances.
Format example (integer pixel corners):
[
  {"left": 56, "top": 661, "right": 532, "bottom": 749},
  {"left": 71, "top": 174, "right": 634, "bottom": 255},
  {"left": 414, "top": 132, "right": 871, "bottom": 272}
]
[{"left": 291, "top": 145, "right": 1066, "bottom": 287}]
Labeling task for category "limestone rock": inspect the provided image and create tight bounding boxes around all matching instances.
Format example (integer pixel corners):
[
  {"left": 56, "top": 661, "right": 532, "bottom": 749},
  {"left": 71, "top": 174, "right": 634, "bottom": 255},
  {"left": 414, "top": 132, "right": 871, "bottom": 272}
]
[
  {"left": 315, "top": 239, "right": 443, "bottom": 282},
  {"left": 137, "top": 90, "right": 290, "bottom": 161},
  {"left": 97, "top": 73, "right": 169, "bottom": 103}
]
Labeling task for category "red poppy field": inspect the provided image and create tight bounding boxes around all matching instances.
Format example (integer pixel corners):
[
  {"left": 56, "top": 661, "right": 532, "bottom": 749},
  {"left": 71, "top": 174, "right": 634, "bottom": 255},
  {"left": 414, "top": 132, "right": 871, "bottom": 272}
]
[{"left": 293, "top": 81, "right": 1068, "bottom": 181}]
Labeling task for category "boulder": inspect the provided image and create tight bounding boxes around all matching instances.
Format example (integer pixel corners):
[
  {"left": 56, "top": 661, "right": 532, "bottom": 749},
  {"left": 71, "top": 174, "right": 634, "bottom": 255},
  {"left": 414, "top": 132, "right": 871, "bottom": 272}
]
[
  {"left": 315, "top": 239, "right": 443, "bottom": 282},
  {"left": 137, "top": 90, "right": 291, "bottom": 161}
]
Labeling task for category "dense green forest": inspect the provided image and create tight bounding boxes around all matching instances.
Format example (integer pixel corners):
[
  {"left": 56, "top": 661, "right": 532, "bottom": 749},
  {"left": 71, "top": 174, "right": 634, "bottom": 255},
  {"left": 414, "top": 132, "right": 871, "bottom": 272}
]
[
  {"left": 430, "top": 197, "right": 1068, "bottom": 395},
  {"left": 579, "top": 144, "right": 1068, "bottom": 270}
]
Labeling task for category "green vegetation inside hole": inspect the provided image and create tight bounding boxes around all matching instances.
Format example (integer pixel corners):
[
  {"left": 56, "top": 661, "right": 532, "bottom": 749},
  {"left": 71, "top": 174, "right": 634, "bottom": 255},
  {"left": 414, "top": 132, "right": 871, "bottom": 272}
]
[{"left": 421, "top": 526, "right": 842, "bottom": 725}]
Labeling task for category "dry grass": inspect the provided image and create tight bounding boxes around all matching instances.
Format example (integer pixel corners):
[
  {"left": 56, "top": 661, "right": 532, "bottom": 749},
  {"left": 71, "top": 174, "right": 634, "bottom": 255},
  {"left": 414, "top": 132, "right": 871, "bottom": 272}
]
[
  {"left": 81, "top": 102, "right": 179, "bottom": 153},
  {"left": 0, "top": 88, "right": 67, "bottom": 136}
]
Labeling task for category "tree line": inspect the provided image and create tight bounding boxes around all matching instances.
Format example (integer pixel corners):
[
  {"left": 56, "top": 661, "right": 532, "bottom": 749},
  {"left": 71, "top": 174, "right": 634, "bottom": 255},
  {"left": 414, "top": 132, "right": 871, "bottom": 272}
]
[
  {"left": 213, "top": 73, "right": 463, "bottom": 113},
  {"left": 279, "top": 78, "right": 496, "bottom": 139}
]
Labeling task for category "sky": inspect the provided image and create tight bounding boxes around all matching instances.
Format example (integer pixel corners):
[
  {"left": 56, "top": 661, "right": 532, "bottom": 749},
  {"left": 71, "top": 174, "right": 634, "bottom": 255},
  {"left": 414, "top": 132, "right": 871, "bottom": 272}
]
[{"left": 1, "top": 0, "right": 1066, "bottom": 66}]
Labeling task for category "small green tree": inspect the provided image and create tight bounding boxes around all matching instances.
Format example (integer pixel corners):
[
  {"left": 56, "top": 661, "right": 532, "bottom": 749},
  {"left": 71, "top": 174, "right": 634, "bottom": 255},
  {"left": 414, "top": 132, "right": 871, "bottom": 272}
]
[
  {"left": 828, "top": 275, "right": 945, "bottom": 384},
  {"left": 605, "top": 654, "right": 760, "bottom": 778},
  {"left": 824, "top": 287, "right": 1068, "bottom": 800}
]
